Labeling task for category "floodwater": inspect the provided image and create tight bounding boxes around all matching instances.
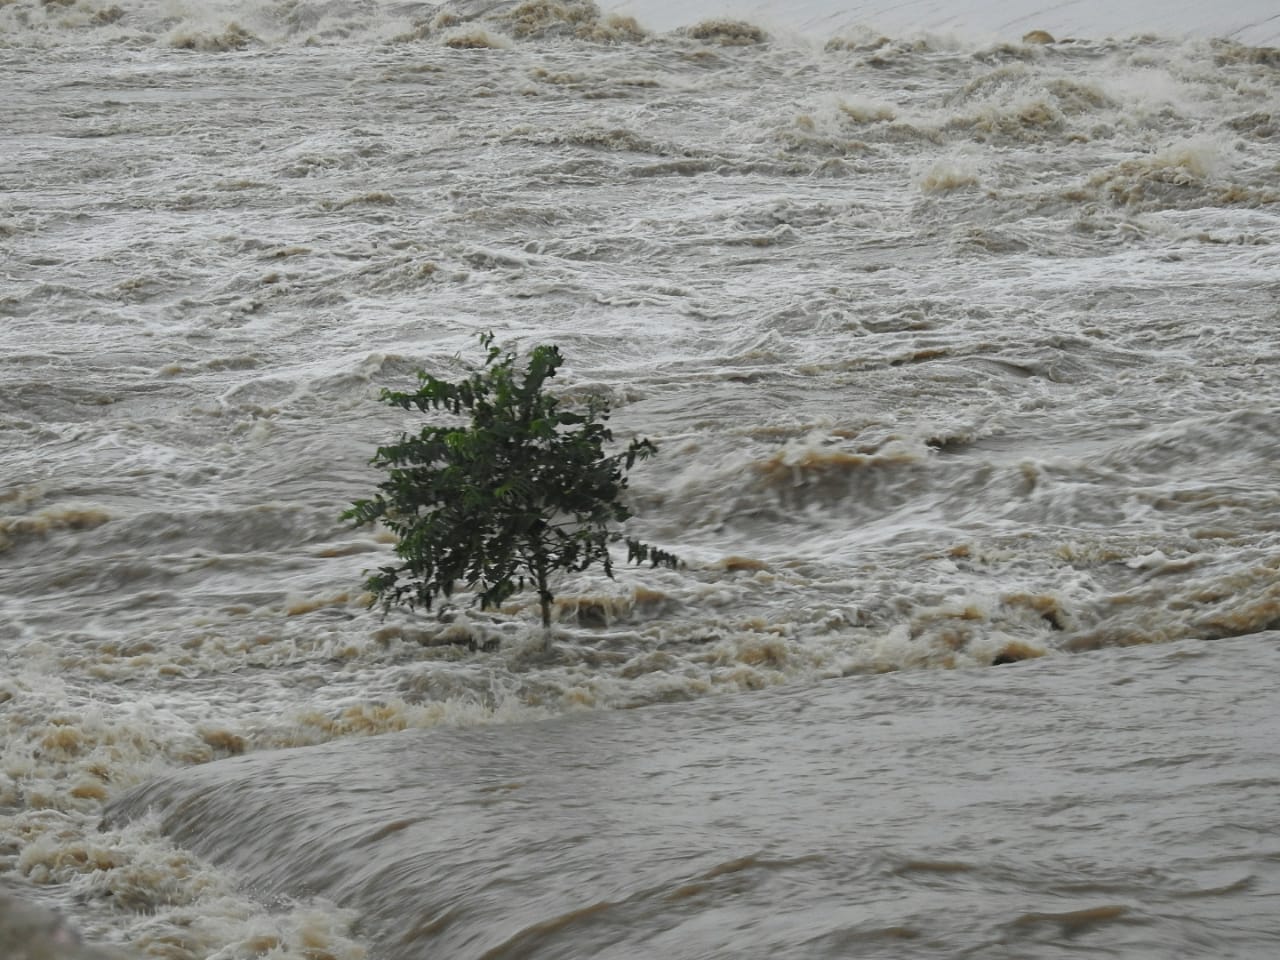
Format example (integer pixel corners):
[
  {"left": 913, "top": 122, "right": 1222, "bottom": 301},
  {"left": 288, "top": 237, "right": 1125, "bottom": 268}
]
[
  {"left": 108, "top": 635, "right": 1280, "bottom": 959},
  {"left": 2, "top": 0, "right": 1278, "bottom": 957}
]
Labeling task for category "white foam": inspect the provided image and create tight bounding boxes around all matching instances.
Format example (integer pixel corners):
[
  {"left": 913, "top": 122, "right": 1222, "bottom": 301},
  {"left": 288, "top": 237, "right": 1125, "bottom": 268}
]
[{"left": 607, "top": 0, "right": 1280, "bottom": 44}]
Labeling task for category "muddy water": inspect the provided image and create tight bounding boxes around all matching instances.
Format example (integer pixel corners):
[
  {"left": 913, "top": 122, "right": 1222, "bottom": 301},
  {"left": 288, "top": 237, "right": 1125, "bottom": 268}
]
[
  {"left": 107, "top": 634, "right": 1280, "bottom": 959},
  {"left": 2, "top": 0, "right": 1279, "bottom": 956}
]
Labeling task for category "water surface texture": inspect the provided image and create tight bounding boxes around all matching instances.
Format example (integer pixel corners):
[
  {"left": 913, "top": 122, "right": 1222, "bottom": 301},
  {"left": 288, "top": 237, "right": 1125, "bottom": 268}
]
[
  {"left": 2, "top": 0, "right": 1279, "bottom": 956},
  {"left": 108, "top": 636, "right": 1280, "bottom": 959}
]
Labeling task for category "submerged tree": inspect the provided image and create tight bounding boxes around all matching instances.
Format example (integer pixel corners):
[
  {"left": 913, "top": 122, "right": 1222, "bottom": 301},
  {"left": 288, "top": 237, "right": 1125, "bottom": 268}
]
[{"left": 343, "top": 333, "right": 678, "bottom": 642}]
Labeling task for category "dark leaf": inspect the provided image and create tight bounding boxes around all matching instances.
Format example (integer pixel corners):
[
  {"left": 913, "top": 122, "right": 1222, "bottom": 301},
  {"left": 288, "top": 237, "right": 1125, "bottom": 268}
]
[{"left": 342, "top": 333, "right": 679, "bottom": 631}]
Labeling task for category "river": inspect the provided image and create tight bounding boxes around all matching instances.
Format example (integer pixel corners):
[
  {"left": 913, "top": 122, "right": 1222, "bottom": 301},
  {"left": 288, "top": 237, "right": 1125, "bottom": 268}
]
[{"left": 2, "top": 1, "right": 1278, "bottom": 957}]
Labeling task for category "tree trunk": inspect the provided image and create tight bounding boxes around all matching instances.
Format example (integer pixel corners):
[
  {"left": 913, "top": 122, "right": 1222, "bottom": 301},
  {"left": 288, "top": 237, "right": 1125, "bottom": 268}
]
[{"left": 535, "top": 561, "right": 552, "bottom": 648}]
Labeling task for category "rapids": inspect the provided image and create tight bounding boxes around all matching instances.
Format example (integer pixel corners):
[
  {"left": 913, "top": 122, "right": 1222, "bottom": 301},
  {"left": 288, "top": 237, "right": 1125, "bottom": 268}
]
[{"left": 2, "top": 0, "right": 1278, "bottom": 956}]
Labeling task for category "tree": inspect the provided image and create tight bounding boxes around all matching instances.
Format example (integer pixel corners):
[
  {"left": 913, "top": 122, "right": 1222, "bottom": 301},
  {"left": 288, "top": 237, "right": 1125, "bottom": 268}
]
[{"left": 342, "top": 333, "right": 678, "bottom": 642}]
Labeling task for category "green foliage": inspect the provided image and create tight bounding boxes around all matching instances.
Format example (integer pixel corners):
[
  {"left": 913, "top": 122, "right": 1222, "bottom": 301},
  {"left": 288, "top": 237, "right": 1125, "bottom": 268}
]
[{"left": 343, "top": 333, "right": 679, "bottom": 635}]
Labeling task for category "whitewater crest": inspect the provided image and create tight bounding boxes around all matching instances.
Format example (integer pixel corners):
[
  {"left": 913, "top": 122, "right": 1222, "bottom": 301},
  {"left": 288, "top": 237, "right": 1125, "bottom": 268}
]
[{"left": 5, "top": 0, "right": 1277, "bottom": 49}]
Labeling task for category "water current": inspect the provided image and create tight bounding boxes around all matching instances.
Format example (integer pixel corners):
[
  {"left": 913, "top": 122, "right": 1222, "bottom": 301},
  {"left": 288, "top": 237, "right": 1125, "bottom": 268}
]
[{"left": 2, "top": 0, "right": 1278, "bottom": 957}]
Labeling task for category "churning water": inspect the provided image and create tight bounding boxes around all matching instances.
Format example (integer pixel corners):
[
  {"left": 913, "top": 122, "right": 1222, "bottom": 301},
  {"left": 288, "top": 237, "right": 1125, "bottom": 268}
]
[{"left": 2, "top": 0, "right": 1279, "bottom": 957}]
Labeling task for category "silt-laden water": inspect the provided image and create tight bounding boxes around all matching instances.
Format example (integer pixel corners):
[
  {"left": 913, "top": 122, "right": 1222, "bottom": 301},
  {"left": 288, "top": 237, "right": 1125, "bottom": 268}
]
[{"left": 2, "top": 1, "right": 1278, "bottom": 956}]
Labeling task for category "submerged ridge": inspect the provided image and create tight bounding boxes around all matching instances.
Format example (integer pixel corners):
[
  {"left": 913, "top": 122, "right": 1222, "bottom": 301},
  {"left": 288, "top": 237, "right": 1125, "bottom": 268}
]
[{"left": 103, "top": 634, "right": 1280, "bottom": 959}]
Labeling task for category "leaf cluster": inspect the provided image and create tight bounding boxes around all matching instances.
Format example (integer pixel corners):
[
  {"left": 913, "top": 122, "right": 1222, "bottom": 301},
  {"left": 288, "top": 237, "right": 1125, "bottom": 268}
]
[{"left": 343, "top": 334, "right": 678, "bottom": 627}]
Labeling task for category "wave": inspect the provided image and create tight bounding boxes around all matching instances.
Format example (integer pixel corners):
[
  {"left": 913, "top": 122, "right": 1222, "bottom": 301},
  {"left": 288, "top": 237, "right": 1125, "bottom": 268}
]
[
  {"left": 608, "top": 0, "right": 1280, "bottom": 45},
  {"left": 100, "top": 629, "right": 1280, "bottom": 959},
  {"left": 5, "top": 0, "right": 1278, "bottom": 48}
]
